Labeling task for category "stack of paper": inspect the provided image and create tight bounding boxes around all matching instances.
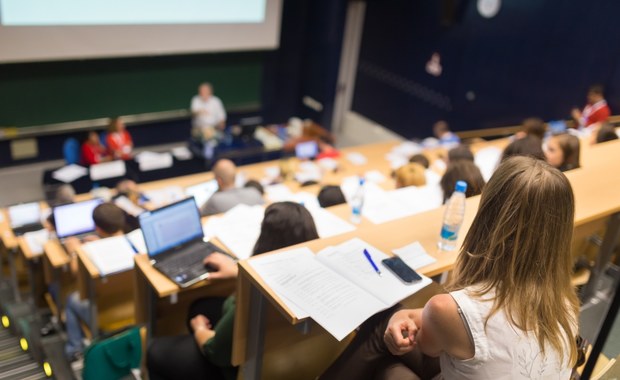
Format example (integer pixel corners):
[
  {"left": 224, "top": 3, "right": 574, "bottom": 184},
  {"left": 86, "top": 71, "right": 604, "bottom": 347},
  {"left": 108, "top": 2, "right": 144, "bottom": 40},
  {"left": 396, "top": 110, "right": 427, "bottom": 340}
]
[
  {"left": 23, "top": 229, "right": 50, "bottom": 256},
  {"left": 82, "top": 236, "right": 137, "bottom": 276},
  {"left": 52, "top": 164, "right": 88, "bottom": 183},
  {"left": 208, "top": 205, "right": 265, "bottom": 260},
  {"left": 249, "top": 238, "right": 431, "bottom": 341},
  {"left": 143, "top": 186, "right": 185, "bottom": 207},
  {"left": 136, "top": 152, "right": 174, "bottom": 172},
  {"left": 90, "top": 160, "right": 126, "bottom": 181}
]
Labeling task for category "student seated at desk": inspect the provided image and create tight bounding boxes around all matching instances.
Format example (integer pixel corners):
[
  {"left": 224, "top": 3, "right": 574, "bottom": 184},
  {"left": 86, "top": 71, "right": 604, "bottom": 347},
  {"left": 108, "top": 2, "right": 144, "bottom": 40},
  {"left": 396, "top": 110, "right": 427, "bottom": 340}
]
[
  {"left": 447, "top": 145, "right": 474, "bottom": 163},
  {"left": 544, "top": 133, "right": 580, "bottom": 172},
  {"left": 500, "top": 135, "right": 545, "bottom": 162},
  {"left": 318, "top": 185, "right": 346, "bottom": 208},
  {"left": 513, "top": 117, "right": 546, "bottom": 141},
  {"left": 200, "top": 159, "right": 264, "bottom": 216},
  {"left": 440, "top": 161, "right": 485, "bottom": 203},
  {"left": 394, "top": 163, "right": 426, "bottom": 188},
  {"left": 106, "top": 117, "right": 133, "bottom": 160},
  {"left": 63, "top": 203, "right": 127, "bottom": 361},
  {"left": 321, "top": 157, "right": 579, "bottom": 380},
  {"left": 409, "top": 154, "right": 430, "bottom": 169},
  {"left": 81, "top": 131, "right": 111, "bottom": 166},
  {"left": 147, "top": 202, "right": 320, "bottom": 380},
  {"left": 595, "top": 123, "right": 619, "bottom": 144}
]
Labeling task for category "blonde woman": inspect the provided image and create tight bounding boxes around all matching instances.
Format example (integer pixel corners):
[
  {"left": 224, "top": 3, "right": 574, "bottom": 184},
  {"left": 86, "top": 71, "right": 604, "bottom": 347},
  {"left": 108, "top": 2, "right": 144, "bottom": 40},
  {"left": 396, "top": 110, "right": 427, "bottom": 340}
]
[{"left": 322, "top": 156, "right": 579, "bottom": 379}]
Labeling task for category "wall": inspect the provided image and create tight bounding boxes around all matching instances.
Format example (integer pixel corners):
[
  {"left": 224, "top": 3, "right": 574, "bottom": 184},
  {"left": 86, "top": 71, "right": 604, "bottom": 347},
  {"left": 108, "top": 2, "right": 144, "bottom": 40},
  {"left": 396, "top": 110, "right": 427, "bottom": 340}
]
[{"left": 352, "top": 0, "right": 620, "bottom": 138}]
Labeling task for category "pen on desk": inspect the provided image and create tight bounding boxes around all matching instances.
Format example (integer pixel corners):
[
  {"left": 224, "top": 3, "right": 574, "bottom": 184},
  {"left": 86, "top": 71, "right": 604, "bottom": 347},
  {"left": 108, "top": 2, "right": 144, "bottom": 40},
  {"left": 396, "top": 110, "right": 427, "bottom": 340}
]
[
  {"left": 125, "top": 236, "right": 139, "bottom": 254},
  {"left": 363, "top": 249, "right": 382, "bottom": 276}
]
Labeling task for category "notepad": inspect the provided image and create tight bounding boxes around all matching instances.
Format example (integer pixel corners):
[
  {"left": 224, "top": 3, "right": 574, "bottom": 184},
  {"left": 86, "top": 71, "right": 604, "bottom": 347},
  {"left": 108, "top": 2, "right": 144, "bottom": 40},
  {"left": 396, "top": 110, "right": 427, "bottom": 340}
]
[
  {"left": 82, "top": 235, "right": 137, "bottom": 276},
  {"left": 249, "top": 238, "right": 431, "bottom": 341},
  {"left": 125, "top": 229, "right": 147, "bottom": 254}
]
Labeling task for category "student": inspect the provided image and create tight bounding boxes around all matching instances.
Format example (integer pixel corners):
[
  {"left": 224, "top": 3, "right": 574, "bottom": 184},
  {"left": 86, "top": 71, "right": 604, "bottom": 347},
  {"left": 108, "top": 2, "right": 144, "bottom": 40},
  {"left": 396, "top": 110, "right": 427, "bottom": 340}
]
[
  {"left": 201, "top": 159, "right": 264, "bottom": 216},
  {"left": 321, "top": 157, "right": 579, "bottom": 379},
  {"left": 572, "top": 84, "right": 611, "bottom": 129},
  {"left": 317, "top": 185, "right": 347, "bottom": 208},
  {"left": 394, "top": 163, "right": 426, "bottom": 188},
  {"left": 147, "top": 202, "right": 320, "bottom": 380},
  {"left": 596, "top": 123, "right": 619, "bottom": 143},
  {"left": 244, "top": 179, "right": 265, "bottom": 195},
  {"left": 545, "top": 133, "right": 580, "bottom": 172},
  {"left": 440, "top": 161, "right": 485, "bottom": 202},
  {"left": 447, "top": 145, "right": 474, "bottom": 163},
  {"left": 433, "top": 120, "right": 460, "bottom": 146},
  {"left": 500, "top": 135, "right": 545, "bottom": 162},
  {"left": 81, "top": 131, "right": 110, "bottom": 166},
  {"left": 64, "top": 203, "right": 127, "bottom": 360},
  {"left": 106, "top": 117, "right": 133, "bottom": 160},
  {"left": 408, "top": 154, "right": 430, "bottom": 169},
  {"left": 514, "top": 117, "right": 546, "bottom": 140},
  {"left": 191, "top": 82, "right": 227, "bottom": 141}
]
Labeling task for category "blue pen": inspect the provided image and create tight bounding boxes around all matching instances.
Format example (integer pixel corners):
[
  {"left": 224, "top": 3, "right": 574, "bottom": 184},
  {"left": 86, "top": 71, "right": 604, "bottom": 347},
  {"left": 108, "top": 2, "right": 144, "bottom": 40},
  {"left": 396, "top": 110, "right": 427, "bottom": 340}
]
[
  {"left": 363, "top": 249, "right": 382, "bottom": 276},
  {"left": 125, "top": 236, "right": 139, "bottom": 254}
]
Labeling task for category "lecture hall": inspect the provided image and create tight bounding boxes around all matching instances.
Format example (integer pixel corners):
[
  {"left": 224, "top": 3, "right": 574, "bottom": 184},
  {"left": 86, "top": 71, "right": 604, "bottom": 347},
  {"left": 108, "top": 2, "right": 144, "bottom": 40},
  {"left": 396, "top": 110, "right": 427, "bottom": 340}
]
[{"left": 1, "top": 0, "right": 619, "bottom": 379}]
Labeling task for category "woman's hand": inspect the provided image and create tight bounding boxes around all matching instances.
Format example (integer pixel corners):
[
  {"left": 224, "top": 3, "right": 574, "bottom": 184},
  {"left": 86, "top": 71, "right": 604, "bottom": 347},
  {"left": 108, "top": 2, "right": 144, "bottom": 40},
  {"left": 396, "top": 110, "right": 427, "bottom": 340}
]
[
  {"left": 204, "top": 253, "right": 238, "bottom": 280},
  {"left": 384, "top": 309, "right": 418, "bottom": 355}
]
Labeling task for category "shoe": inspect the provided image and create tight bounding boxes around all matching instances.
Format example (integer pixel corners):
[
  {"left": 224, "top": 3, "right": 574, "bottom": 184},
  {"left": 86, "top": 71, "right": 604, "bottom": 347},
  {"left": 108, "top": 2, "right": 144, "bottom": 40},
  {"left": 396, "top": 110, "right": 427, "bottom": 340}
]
[{"left": 40, "top": 321, "right": 57, "bottom": 337}]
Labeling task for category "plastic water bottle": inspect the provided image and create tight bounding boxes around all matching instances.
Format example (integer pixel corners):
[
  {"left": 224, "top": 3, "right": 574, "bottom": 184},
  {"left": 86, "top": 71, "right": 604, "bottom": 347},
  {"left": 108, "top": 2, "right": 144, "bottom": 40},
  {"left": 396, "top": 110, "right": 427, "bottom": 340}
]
[
  {"left": 438, "top": 180, "right": 467, "bottom": 251},
  {"left": 350, "top": 178, "right": 365, "bottom": 224}
]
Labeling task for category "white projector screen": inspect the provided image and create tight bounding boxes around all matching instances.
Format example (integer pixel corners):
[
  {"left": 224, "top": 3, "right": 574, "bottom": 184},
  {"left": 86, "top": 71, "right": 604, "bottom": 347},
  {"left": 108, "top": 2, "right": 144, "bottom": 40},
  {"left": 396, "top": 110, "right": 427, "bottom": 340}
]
[{"left": 0, "top": 0, "right": 281, "bottom": 63}]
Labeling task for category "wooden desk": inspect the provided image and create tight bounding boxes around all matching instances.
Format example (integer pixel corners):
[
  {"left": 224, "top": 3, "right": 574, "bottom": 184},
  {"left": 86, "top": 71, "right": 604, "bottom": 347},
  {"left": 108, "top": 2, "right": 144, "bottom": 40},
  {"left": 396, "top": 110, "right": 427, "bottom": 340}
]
[
  {"left": 133, "top": 253, "right": 237, "bottom": 340},
  {"left": 0, "top": 209, "right": 20, "bottom": 300},
  {"left": 16, "top": 236, "right": 46, "bottom": 306},
  {"left": 42, "top": 240, "right": 73, "bottom": 319}
]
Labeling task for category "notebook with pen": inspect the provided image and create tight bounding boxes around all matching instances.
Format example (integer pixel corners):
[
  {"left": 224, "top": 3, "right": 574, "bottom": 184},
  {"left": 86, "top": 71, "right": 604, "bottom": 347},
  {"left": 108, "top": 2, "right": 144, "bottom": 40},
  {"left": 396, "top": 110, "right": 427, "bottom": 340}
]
[
  {"left": 53, "top": 198, "right": 104, "bottom": 240},
  {"left": 8, "top": 202, "right": 43, "bottom": 236},
  {"left": 138, "top": 197, "right": 227, "bottom": 288}
]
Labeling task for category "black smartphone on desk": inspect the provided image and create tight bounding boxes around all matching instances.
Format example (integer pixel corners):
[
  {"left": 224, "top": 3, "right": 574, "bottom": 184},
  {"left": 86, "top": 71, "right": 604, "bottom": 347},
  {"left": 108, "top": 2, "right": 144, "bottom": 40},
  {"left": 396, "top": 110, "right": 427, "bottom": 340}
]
[{"left": 382, "top": 256, "right": 422, "bottom": 283}]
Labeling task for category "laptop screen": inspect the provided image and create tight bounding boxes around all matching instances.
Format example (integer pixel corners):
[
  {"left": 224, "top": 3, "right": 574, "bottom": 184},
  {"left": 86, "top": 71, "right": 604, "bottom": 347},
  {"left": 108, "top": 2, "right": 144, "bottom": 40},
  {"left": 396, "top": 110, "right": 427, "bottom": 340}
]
[
  {"left": 185, "top": 180, "right": 219, "bottom": 208},
  {"left": 295, "top": 141, "right": 318, "bottom": 160},
  {"left": 53, "top": 199, "right": 104, "bottom": 239},
  {"left": 139, "top": 198, "right": 203, "bottom": 257},
  {"left": 8, "top": 202, "right": 41, "bottom": 228}
]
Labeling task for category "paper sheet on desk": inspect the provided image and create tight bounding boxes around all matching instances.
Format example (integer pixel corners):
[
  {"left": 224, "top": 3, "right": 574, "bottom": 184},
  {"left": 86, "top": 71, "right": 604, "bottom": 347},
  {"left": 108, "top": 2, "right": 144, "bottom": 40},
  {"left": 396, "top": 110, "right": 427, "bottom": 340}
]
[
  {"left": 308, "top": 207, "right": 355, "bottom": 238},
  {"left": 346, "top": 152, "right": 368, "bottom": 166},
  {"left": 52, "top": 164, "right": 88, "bottom": 183},
  {"left": 143, "top": 186, "right": 185, "bottom": 207},
  {"left": 249, "top": 247, "right": 383, "bottom": 340},
  {"left": 136, "top": 152, "right": 174, "bottom": 172},
  {"left": 82, "top": 236, "right": 136, "bottom": 276},
  {"left": 388, "top": 184, "right": 443, "bottom": 215},
  {"left": 171, "top": 146, "right": 192, "bottom": 161},
  {"left": 23, "top": 229, "right": 50, "bottom": 256},
  {"left": 316, "top": 238, "right": 432, "bottom": 307},
  {"left": 125, "top": 229, "right": 147, "bottom": 254},
  {"left": 90, "top": 160, "right": 126, "bottom": 181},
  {"left": 114, "top": 196, "right": 146, "bottom": 217},
  {"left": 212, "top": 205, "right": 264, "bottom": 260},
  {"left": 265, "top": 184, "right": 294, "bottom": 203},
  {"left": 393, "top": 241, "right": 437, "bottom": 270}
]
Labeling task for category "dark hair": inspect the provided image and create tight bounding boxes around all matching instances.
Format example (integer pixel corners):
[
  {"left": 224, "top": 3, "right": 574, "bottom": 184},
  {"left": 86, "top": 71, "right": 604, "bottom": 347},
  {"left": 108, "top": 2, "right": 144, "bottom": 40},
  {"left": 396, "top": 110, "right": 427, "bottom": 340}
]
[
  {"left": 317, "top": 185, "right": 346, "bottom": 208},
  {"left": 409, "top": 154, "right": 430, "bottom": 169},
  {"left": 253, "top": 202, "right": 319, "bottom": 255},
  {"left": 92, "top": 203, "right": 126, "bottom": 235},
  {"left": 522, "top": 117, "right": 546, "bottom": 140},
  {"left": 448, "top": 145, "right": 474, "bottom": 162},
  {"left": 440, "top": 160, "right": 486, "bottom": 202},
  {"left": 588, "top": 84, "right": 605, "bottom": 96},
  {"left": 553, "top": 134, "right": 581, "bottom": 171},
  {"left": 501, "top": 135, "right": 545, "bottom": 162},
  {"left": 244, "top": 179, "right": 265, "bottom": 195},
  {"left": 596, "top": 124, "right": 619, "bottom": 144}
]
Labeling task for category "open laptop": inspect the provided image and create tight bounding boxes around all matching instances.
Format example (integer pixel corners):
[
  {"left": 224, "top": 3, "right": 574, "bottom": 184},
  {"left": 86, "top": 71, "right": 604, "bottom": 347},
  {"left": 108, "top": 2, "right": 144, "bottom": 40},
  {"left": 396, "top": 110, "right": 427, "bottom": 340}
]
[
  {"left": 184, "top": 179, "right": 219, "bottom": 209},
  {"left": 295, "top": 140, "right": 319, "bottom": 160},
  {"left": 53, "top": 198, "right": 104, "bottom": 240},
  {"left": 8, "top": 202, "right": 43, "bottom": 235},
  {"left": 139, "top": 197, "right": 226, "bottom": 288}
]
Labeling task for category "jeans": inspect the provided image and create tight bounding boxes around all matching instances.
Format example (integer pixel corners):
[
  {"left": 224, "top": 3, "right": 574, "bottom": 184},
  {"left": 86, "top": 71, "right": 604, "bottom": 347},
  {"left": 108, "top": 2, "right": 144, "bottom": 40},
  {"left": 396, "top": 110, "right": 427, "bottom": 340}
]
[{"left": 64, "top": 291, "right": 91, "bottom": 358}]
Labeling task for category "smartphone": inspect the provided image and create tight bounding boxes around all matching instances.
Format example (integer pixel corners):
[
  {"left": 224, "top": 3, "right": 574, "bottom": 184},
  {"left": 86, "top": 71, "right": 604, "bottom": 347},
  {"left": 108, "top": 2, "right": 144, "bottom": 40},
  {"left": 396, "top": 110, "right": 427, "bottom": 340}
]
[{"left": 382, "top": 257, "right": 422, "bottom": 283}]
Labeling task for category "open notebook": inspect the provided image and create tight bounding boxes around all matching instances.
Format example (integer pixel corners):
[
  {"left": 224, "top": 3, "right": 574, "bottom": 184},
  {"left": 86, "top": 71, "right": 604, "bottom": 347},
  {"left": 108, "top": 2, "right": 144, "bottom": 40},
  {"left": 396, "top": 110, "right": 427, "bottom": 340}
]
[{"left": 249, "top": 238, "right": 431, "bottom": 341}]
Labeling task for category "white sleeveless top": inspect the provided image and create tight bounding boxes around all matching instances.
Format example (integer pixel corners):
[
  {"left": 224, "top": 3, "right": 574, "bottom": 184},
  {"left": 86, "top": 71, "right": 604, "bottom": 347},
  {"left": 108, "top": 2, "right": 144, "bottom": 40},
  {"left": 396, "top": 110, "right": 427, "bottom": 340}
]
[{"left": 438, "top": 288, "right": 572, "bottom": 380}]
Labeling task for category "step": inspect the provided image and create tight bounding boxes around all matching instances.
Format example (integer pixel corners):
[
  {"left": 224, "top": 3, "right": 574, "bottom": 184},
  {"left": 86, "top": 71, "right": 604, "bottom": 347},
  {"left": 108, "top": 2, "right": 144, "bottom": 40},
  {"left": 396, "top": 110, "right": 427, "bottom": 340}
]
[
  {"left": 0, "top": 354, "right": 35, "bottom": 373},
  {"left": 1, "top": 366, "right": 46, "bottom": 380},
  {"left": 0, "top": 362, "right": 40, "bottom": 380}
]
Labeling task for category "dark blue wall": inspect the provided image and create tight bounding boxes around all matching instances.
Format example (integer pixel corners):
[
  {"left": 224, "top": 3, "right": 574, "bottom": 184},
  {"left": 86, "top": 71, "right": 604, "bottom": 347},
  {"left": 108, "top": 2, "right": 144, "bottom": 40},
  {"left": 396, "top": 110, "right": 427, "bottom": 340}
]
[{"left": 353, "top": 0, "right": 620, "bottom": 139}]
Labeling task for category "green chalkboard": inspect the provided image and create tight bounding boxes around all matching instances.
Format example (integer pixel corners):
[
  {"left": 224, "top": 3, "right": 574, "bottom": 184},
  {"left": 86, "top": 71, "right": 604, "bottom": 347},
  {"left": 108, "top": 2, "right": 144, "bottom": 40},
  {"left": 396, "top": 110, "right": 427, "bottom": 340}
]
[{"left": 0, "top": 52, "right": 264, "bottom": 127}]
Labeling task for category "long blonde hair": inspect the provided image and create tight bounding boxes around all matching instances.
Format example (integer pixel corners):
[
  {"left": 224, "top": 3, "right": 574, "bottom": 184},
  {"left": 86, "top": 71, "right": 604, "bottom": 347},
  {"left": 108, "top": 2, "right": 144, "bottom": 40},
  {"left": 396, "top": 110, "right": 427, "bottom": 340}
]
[{"left": 449, "top": 156, "right": 579, "bottom": 365}]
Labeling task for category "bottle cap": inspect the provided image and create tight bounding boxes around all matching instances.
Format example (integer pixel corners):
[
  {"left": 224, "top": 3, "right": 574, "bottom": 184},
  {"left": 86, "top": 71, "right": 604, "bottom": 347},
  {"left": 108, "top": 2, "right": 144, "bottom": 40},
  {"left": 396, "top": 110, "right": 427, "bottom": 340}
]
[
  {"left": 455, "top": 180, "right": 467, "bottom": 193},
  {"left": 359, "top": 177, "right": 366, "bottom": 186}
]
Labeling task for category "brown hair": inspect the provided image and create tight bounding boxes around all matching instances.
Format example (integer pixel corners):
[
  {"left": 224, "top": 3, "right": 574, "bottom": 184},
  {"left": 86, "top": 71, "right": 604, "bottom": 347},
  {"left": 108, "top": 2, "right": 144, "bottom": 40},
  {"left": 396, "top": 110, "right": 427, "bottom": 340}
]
[
  {"left": 501, "top": 135, "right": 545, "bottom": 162},
  {"left": 522, "top": 117, "right": 546, "bottom": 140},
  {"left": 596, "top": 124, "right": 619, "bottom": 143},
  {"left": 409, "top": 154, "right": 430, "bottom": 169},
  {"left": 449, "top": 156, "right": 578, "bottom": 365},
  {"left": 553, "top": 134, "right": 581, "bottom": 171},
  {"left": 447, "top": 145, "right": 474, "bottom": 163},
  {"left": 92, "top": 203, "right": 126, "bottom": 236},
  {"left": 395, "top": 163, "right": 427, "bottom": 188},
  {"left": 440, "top": 160, "right": 485, "bottom": 202}
]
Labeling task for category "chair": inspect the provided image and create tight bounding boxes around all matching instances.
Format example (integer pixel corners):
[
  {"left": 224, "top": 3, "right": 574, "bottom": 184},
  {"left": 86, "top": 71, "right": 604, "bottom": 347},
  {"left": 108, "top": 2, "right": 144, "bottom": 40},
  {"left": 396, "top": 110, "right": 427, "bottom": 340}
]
[
  {"left": 63, "top": 138, "right": 81, "bottom": 165},
  {"left": 82, "top": 326, "right": 142, "bottom": 380}
]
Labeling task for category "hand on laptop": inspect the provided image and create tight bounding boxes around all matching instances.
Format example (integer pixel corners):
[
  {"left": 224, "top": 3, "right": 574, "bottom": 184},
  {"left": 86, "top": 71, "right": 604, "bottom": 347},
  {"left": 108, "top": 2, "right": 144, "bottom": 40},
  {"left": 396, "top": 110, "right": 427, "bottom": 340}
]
[{"left": 204, "top": 253, "right": 238, "bottom": 280}]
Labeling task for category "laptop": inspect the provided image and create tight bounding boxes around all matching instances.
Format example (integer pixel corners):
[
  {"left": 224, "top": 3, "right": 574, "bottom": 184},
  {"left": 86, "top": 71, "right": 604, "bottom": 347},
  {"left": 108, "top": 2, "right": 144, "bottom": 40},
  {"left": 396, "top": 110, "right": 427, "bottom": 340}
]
[
  {"left": 139, "top": 197, "right": 227, "bottom": 288},
  {"left": 184, "top": 180, "right": 219, "bottom": 208},
  {"left": 295, "top": 140, "right": 319, "bottom": 160},
  {"left": 8, "top": 202, "right": 43, "bottom": 235},
  {"left": 53, "top": 198, "right": 104, "bottom": 240}
]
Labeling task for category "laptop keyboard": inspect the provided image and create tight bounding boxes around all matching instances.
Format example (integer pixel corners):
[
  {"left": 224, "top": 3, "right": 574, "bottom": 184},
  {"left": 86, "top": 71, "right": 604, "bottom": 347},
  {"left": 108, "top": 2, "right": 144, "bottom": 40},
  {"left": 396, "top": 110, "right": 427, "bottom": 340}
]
[{"left": 158, "top": 243, "right": 217, "bottom": 277}]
